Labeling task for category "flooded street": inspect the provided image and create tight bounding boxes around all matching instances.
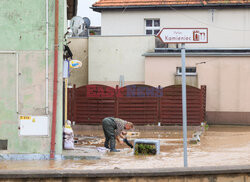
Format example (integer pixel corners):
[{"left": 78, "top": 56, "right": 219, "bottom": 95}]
[{"left": 1, "top": 125, "right": 250, "bottom": 170}]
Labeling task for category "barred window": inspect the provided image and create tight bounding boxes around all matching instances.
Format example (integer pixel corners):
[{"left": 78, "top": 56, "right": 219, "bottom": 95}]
[
  {"left": 145, "top": 19, "right": 160, "bottom": 35},
  {"left": 176, "top": 67, "right": 197, "bottom": 75}
]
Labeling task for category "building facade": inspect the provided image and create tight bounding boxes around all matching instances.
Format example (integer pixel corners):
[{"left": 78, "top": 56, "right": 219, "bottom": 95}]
[
  {"left": 90, "top": 0, "right": 250, "bottom": 124},
  {"left": 0, "top": 0, "right": 77, "bottom": 159}
]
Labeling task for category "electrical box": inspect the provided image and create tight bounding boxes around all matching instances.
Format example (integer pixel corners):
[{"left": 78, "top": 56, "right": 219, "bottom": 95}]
[{"left": 19, "top": 115, "right": 49, "bottom": 136}]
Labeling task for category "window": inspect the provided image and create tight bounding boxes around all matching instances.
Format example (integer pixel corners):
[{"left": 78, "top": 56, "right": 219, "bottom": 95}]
[
  {"left": 145, "top": 19, "right": 160, "bottom": 35},
  {"left": 176, "top": 67, "right": 197, "bottom": 75}
]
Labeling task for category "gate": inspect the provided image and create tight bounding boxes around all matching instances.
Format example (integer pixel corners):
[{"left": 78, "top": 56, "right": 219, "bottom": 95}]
[
  {"left": 68, "top": 85, "right": 116, "bottom": 124},
  {"left": 160, "top": 85, "right": 206, "bottom": 125},
  {"left": 68, "top": 84, "right": 206, "bottom": 125}
]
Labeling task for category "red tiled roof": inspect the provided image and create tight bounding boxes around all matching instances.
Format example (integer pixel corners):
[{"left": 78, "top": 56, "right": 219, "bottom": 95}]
[{"left": 93, "top": 0, "right": 250, "bottom": 7}]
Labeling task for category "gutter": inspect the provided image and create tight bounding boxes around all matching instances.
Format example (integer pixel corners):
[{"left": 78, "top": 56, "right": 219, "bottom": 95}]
[
  {"left": 50, "top": 0, "right": 59, "bottom": 160},
  {"left": 143, "top": 48, "right": 250, "bottom": 57},
  {"left": 143, "top": 52, "right": 250, "bottom": 57},
  {"left": 92, "top": 4, "right": 250, "bottom": 12}
]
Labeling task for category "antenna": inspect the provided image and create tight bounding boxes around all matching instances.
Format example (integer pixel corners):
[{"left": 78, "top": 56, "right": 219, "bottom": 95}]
[
  {"left": 83, "top": 17, "right": 91, "bottom": 29},
  {"left": 70, "top": 16, "right": 91, "bottom": 37},
  {"left": 70, "top": 16, "right": 85, "bottom": 37}
]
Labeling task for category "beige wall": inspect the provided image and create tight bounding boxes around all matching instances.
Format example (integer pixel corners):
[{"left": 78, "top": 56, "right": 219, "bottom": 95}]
[
  {"left": 68, "top": 38, "right": 88, "bottom": 88},
  {"left": 145, "top": 56, "right": 250, "bottom": 113},
  {"left": 102, "top": 9, "right": 250, "bottom": 48},
  {"left": 89, "top": 81, "right": 144, "bottom": 88},
  {"left": 88, "top": 36, "right": 155, "bottom": 87}
]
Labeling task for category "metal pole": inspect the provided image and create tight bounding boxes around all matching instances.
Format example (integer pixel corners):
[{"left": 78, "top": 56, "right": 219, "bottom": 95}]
[
  {"left": 181, "top": 43, "right": 188, "bottom": 167},
  {"left": 65, "top": 78, "right": 68, "bottom": 122},
  {"left": 50, "top": 0, "right": 59, "bottom": 160}
]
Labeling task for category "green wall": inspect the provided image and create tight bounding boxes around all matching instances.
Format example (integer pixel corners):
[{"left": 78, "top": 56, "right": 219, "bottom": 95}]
[{"left": 0, "top": 0, "right": 66, "bottom": 156}]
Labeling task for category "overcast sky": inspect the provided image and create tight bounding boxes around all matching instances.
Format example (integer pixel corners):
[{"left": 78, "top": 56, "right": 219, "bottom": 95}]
[{"left": 77, "top": 0, "right": 101, "bottom": 26}]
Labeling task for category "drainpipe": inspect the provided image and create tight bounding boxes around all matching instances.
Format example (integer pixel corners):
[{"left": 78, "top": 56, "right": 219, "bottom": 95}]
[
  {"left": 45, "top": 0, "right": 49, "bottom": 115},
  {"left": 50, "top": 0, "right": 59, "bottom": 159}
]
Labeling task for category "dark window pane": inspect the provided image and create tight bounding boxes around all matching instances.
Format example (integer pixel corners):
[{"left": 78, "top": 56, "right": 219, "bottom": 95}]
[
  {"left": 186, "top": 67, "right": 196, "bottom": 73},
  {"left": 154, "top": 29, "right": 160, "bottom": 35},
  {"left": 0, "top": 140, "right": 8, "bottom": 150},
  {"left": 154, "top": 20, "right": 160, "bottom": 26},
  {"left": 178, "top": 67, "right": 182, "bottom": 73},
  {"left": 146, "top": 20, "right": 152, "bottom": 27},
  {"left": 146, "top": 30, "right": 152, "bottom": 35},
  {"left": 178, "top": 67, "right": 197, "bottom": 74}
]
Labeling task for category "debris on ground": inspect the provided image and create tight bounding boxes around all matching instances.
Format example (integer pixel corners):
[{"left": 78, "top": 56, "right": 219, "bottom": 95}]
[
  {"left": 127, "top": 132, "right": 140, "bottom": 138},
  {"left": 189, "top": 122, "right": 208, "bottom": 144},
  {"left": 74, "top": 136, "right": 104, "bottom": 146},
  {"left": 64, "top": 120, "right": 75, "bottom": 150}
]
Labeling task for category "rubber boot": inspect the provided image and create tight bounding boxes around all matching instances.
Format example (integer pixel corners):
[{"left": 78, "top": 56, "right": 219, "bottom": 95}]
[
  {"left": 110, "top": 136, "right": 120, "bottom": 152},
  {"left": 104, "top": 140, "right": 110, "bottom": 149}
]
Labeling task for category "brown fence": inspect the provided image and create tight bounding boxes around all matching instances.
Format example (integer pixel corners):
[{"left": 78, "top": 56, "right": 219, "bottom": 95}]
[
  {"left": 160, "top": 85, "right": 205, "bottom": 125},
  {"left": 68, "top": 84, "right": 206, "bottom": 125},
  {"left": 117, "top": 85, "right": 159, "bottom": 124},
  {"left": 68, "top": 85, "right": 116, "bottom": 124}
]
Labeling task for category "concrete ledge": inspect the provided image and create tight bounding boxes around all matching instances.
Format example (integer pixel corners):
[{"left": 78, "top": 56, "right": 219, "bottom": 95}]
[
  {"left": 0, "top": 154, "right": 62, "bottom": 160},
  {"left": 0, "top": 154, "right": 100, "bottom": 161},
  {"left": 1, "top": 165, "right": 250, "bottom": 179}
]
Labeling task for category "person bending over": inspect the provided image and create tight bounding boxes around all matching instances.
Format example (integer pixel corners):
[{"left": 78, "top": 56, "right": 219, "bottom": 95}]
[{"left": 102, "top": 117, "right": 133, "bottom": 152}]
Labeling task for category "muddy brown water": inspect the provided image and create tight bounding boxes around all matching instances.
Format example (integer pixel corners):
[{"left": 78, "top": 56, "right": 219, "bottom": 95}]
[{"left": 1, "top": 125, "right": 250, "bottom": 170}]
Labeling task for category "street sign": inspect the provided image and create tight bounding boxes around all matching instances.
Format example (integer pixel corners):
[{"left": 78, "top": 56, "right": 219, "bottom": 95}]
[
  {"left": 157, "top": 28, "right": 208, "bottom": 44},
  {"left": 157, "top": 27, "right": 208, "bottom": 168}
]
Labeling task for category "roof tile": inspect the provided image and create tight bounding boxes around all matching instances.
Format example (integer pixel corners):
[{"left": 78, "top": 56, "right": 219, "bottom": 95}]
[{"left": 93, "top": 0, "right": 250, "bottom": 7}]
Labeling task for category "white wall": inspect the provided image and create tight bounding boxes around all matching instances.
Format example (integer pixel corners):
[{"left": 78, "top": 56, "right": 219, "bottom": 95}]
[
  {"left": 101, "top": 9, "right": 250, "bottom": 48},
  {"left": 88, "top": 36, "right": 155, "bottom": 86},
  {"left": 68, "top": 38, "right": 88, "bottom": 88}
]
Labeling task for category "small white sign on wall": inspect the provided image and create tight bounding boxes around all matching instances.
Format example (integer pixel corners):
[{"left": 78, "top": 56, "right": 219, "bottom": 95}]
[{"left": 19, "top": 115, "right": 49, "bottom": 136}]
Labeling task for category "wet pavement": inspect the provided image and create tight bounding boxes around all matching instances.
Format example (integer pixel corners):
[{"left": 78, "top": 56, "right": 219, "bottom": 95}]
[{"left": 1, "top": 125, "right": 250, "bottom": 170}]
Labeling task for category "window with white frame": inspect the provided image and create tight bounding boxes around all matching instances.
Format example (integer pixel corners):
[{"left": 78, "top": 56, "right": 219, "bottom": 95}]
[
  {"left": 176, "top": 67, "right": 197, "bottom": 75},
  {"left": 145, "top": 19, "right": 160, "bottom": 35}
]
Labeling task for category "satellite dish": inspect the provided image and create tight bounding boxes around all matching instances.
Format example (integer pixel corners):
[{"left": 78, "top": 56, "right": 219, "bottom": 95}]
[
  {"left": 83, "top": 17, "right": 91, "bottom": 29},
  {"left": 70, "top": 16, "right": 85, "bottom": 36}
]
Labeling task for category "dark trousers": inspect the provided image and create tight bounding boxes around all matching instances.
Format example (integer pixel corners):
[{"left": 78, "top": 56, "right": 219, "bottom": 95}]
[{"left": 102, "top": 117, "right": 117, "bottom": 150}]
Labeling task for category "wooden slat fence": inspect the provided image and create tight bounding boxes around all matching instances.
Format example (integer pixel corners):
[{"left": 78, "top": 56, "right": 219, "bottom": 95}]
[
  {"left": 117, "top": 85, "right": 159, "bottom": 124},
  {"left": 68, "top": 84, "right": 116, "bottom": 124},
  {"left": 160, "top": 85, "right": 206, "bottom": 125},
  {"left": 68, "top": 84, "right": 206, "bottom": 125}
]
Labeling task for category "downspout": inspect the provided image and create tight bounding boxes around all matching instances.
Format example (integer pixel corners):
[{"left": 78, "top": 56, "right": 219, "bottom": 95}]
[
  {"left": 45, "top": 0, "right": 49, "bottom": 115},
  {"left": 50, "top": 0, "right": 59, "bottom": 159}
]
